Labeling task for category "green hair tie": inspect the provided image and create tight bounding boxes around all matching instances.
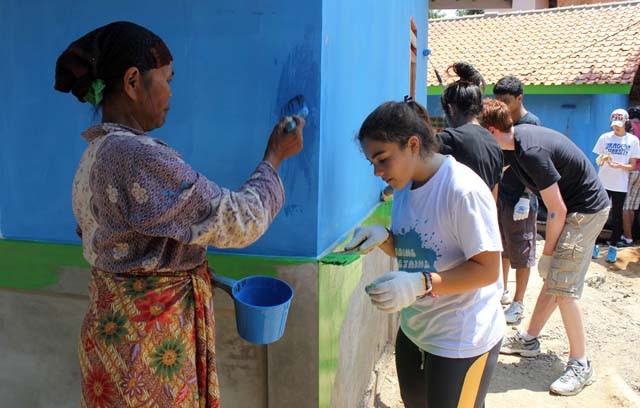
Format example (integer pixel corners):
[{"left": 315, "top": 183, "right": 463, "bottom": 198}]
[{"left": 83, "top": 79, "right": 105, "bottom": 106}]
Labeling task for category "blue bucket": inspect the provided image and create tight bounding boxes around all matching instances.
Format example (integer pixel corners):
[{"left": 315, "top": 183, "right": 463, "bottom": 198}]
[{"left": 213, "top": 275, "right": 293, "bottom": 345}]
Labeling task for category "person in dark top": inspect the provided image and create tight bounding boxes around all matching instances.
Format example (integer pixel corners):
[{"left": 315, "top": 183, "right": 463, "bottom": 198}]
[
  {"left": 481, "top": 99, "right": 610, "bottom": 397},
  {"left": 493, "top": 75, "right": 541, "bottom": 324},
  {"left": 494, "top": 76, "right": 541, "bottom": 127},
  {"left": 437, "top": 62, "right": 503, "bottom": 200}
]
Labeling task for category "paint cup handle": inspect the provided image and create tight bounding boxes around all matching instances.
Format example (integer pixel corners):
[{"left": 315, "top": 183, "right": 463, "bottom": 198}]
[{"left": 210, "top": 272, "right": 236, "bottom": 296}]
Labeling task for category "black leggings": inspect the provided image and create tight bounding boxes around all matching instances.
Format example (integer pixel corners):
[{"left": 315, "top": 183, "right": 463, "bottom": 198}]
[
  {"left": 607, "top": 189, "right": 626, "bottom": 244},
  {"left": 395, "top": 328, "right": 501, "bottom": 408}
]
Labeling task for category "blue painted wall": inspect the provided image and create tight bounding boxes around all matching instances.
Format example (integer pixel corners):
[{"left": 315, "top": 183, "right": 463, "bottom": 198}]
[
  {"left": 1, "top": 0, "right": 321, "bottom": 257},
  {"left": 1, "top": 0, "right": 428, "bottom": 258},
  {"left": 317, "top": 0, "right": 428, "bottom": 253},
  {"left": 426, "top": 92, "right": 629, "bottom": 164}
]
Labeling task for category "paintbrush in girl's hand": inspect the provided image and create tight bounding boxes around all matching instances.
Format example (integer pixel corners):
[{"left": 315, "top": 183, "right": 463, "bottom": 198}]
[{"left": 281, "top": 95, "right": 309, "bottom": 132}]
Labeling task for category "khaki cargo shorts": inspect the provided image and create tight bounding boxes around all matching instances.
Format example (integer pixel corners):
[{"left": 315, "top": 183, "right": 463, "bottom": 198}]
[{"left": 543, "top": 207, "right": 610, "bottom": 298}]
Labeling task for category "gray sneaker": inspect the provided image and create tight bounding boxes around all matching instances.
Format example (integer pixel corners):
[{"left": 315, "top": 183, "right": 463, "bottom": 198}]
[
  {"left": 500, "top": 332, "right": 540, "bottom": 357},
  {"left": 504, "top": 301, "right": 525, "bottom": 324},
  {"left": 550, "top": 359, "right": 595, "bottom": 396}
]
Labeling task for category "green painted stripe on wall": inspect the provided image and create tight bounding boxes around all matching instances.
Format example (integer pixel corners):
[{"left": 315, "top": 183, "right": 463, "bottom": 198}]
[
  {"left": 318, "top": 258, "right": 364, "bottom": 408},
  {"left": 0, "top": 239, "right": 314, "bottom": 290},
  {"left": 206, "top": 253, "right": 314, "bottom": 280},
  {"left": 317, "top": 200, "right": 393, "bottom": 408},
  {"left": 427, "top": 83, "right": 632, "bottom": 96},
  {"left": 0, "top": 240, "right": 88, "bottom": 290}
]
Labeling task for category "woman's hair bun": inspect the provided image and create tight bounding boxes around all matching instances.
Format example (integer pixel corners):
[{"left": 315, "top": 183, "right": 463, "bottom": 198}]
[
  {"left": 450, "top": 61, "right": 486, "bottom": 90},
  {"left": 54, "top": 44, "right": 99, "bottom": 103},
  {"left": 54, "top": 22, "right": 172, "bottom": 105}
]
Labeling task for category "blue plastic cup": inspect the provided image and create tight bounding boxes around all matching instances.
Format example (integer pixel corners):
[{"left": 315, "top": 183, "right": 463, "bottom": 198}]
[{"left": 213, "top": 275, "right": 294, "bottom": 344}]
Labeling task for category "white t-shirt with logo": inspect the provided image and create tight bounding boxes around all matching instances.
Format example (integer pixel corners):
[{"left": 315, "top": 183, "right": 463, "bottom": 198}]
[
  {"left": 592, "top": 131, "right": 640, "bottom": 192},
  {"left": 392, "top": 156, "right": 505, "bottom": 359}
]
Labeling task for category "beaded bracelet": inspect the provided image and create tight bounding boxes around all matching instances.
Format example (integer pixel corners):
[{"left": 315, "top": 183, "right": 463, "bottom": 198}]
[{"left": 420, "top": 272, "right": 437, "bottom": 298}]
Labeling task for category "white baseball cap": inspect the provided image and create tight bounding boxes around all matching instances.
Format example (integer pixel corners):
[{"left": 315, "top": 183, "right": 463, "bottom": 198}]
[{"left": 610, "top": 108, "right": 629, "bottom": 128}]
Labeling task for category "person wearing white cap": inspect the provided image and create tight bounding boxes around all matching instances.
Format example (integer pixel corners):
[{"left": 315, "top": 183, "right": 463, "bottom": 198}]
[{"left": 592, "top": 108, "right": 640, "bottom": 262}]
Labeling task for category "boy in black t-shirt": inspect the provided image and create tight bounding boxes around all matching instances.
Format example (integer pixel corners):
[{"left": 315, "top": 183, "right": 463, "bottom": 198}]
[
  {"left": 481, "top": 99, "right": 610, "bottom": 397},
  {"left": 493, "top": 76, "right": 541, "bottom": 324}
]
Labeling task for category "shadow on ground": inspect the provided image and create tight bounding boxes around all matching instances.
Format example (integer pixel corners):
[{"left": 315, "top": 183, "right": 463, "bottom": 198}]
[{"left": 489, "top": 353, "right": 566, "bottom": 394}]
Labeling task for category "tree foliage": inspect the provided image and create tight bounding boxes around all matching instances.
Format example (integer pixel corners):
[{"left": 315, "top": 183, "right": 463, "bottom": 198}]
[{"left": 455, "top": 9, "right": 485, "bottom": 16}]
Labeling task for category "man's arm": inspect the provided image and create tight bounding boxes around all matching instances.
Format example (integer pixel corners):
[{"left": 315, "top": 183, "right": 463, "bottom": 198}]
[{"left": 539, "top": 182, "right": 567, "bottom": 255}]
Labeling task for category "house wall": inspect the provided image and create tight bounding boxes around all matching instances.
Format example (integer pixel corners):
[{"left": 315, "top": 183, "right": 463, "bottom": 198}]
[
  {"left": 0, "top": 203, "right": 397, "bottom": 408},
  {"left": 558, "top": 0, "right": 620, "bottom": 7},
  {"left": 1, "top": 0, "right": 322, "bottom": 257},
  {"left": 426, "top": 91, "right": 629, "bottom": 163},
  {"left": 511, "top": 0, "right": 549, "bottom": 10},
  {"left": 527, "top": 93, "right": 628, "bottom": 160},
  {"left": 0, "top": 243, "right": 318, "bottom": 408},
  {"left": 3, "top": 0, "right": 429, "bottom": 259},
  {"left": 1, "top": 1, "right": 428, "bottom": 406},
  {"left": 318, "top": 0, "right": 428, "bottom": 255}
]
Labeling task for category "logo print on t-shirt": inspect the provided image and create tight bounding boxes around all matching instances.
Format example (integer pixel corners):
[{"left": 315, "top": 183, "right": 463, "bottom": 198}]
[
  {"left": 605, "top": 142, "right": 631, "bottom": 156},
  {"left": 394, "top": 226, "right": 440, "bottom": 272}
]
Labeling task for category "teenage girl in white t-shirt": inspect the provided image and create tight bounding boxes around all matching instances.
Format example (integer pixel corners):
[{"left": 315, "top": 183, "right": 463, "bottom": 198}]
[
  {"left": 592, "top": 108, "right": 640, "bottom": 247},
  {"left": 344, "top": 100, "right": 505, "bottom": 408}
]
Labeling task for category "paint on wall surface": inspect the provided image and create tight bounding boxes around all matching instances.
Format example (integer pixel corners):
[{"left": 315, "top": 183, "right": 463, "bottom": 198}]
[
  {"left": 319, "top": 252, "right": 360, "bottom": 266},
  {"left": 276, "top": 38, "right": 319, "bottom": 196}
]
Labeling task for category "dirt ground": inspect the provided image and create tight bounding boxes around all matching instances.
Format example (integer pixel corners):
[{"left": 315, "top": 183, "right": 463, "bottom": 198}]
[{"left": 362, "top": 241, "right": 640, "bottom": 408}]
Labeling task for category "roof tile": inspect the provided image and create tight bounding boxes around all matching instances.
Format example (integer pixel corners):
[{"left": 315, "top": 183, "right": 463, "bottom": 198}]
[{"left": 427, "top": 1, "right": 640, "bottom": 86}]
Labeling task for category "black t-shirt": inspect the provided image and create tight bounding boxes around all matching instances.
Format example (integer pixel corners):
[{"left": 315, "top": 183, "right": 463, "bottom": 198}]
[
  {"left": 499, "top": 112, "right": 542, "bottom": 206},
  {"left": 437, "top": 123, "right": 504, "bottom": 190},
  {"left": 509, "top": 124, "right": 609, "bottom": 213},
  {"left": 518, "top": 112, "right": 541, "bottom": 127}
]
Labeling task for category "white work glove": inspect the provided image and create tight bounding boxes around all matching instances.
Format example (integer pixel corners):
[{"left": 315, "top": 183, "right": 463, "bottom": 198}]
[
  {"left": 344, "top": 225, "right": 389, "bottom": 254},
  {"left": 513, "top": 197, "right": 530, "bottom": 221},
  {"left": 365, "top": 271, "right": 426, "bottom": 313},
  {"left": 537, "top": 254, "right": 552, "bottom": 279}
]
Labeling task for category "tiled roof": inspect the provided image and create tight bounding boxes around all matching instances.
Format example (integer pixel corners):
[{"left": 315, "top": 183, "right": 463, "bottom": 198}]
[{"left": 427, "top": 1, "right": 640, "bottom": 86}]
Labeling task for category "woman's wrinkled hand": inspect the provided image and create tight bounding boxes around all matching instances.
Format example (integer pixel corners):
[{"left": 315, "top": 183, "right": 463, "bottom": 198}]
[{"left": 263, "top": 116, "right": 305, "bottom": 169}]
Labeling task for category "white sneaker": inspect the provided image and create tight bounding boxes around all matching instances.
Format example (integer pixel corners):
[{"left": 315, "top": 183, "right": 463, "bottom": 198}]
[
  {"left": 501, "top": 290, "right": 511, "bottom": 305},
  {"left": 504, "top": 301, "right": 524, "bottom": 324},
  {"left": 550, "top": 359, "right": 595, "bottom": 396}
]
